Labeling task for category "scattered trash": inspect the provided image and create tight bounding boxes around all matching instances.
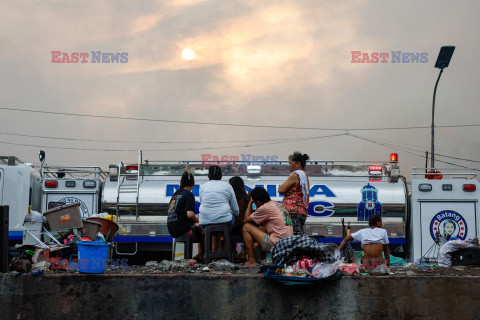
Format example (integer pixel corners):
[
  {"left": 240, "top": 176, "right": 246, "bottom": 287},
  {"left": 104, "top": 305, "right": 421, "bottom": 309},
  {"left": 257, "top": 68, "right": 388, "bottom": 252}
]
[
  {"left": 438, "top": 238, "right": 479, "bottom": 267},
  {"left": 202, "top": 267, "right": 210, "bottom": 272},
  {"left": 265, "top": 255, "right": 343, "bottom": 283},
  {"left": 145, "top": 261, "right": 159, "bottom": 267},
  {"left": 30, "top": 269, "right": 43, "bottom": 276},
  {"left": 24, "top": 250, "right": 35, "bottom": 257},
  {"left": 157, "top": 260, "right": 175, "bottom": 273},
  {"left": 33, "top": 260, "right": 52, "bottom": 272},
  {"left": 263, "top": 264, "right": 342, "bottom": 285},
  {"left": 10, "top": 258, "right": 32, "bottom": 273},
  {"left": 235, "top": 242, "right": 244, "bottom": 255},
  {"left": 311, "top": 260, "right": 343, "bottom": 279},
  {"left": 155, "top": 260, "right": 194, "bottom": 273},
  {"left": 208, "top": 260, "right": 237, "bottom": 272},
  {"left": 260, "top": 257, "right": 272, "bottom": 266},
  {"left": 172, "top": 260, "right": 193, "bottom": 272}
]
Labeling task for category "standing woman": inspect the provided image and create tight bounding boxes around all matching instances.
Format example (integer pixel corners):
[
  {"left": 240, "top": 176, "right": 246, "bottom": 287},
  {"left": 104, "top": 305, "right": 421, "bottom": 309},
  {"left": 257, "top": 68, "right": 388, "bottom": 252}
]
[
  {"left": 278, "top": 152, "right": 310, "bottom": 235},
  {"left": 167, "top": 171, "right": 203, "bottom": 261}
]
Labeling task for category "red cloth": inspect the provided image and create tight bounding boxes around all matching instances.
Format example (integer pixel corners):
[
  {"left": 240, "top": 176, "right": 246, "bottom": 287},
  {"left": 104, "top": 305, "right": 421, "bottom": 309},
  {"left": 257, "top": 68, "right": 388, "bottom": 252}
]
[
  {"left": 296, "top": 257, "right": 316, "bottom": 270},
  {"left": 282, "top": 176, "right": 309, "bottom": 216}
]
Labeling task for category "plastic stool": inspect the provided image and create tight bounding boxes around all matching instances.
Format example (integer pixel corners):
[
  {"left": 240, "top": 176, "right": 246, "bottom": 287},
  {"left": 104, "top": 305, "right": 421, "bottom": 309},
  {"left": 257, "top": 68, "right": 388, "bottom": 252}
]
[
  {"left": 173, "top": 234, "right": 196, "bottom": 260},
  {"left": 203, "top": 224, "right": 233, "bottom": 263}
]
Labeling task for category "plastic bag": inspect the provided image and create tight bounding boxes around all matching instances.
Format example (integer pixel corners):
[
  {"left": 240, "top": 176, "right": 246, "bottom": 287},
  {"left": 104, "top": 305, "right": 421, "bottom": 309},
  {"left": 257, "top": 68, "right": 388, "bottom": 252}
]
[
  {"left": 311, "top": 258, "right": 344, "bottom": 279},
  {"left": 29, "top": 211, "right": 44, "bottom": 223},
  {"left": 438, "top": 239, "right": 479, "bottom": 267},
  {"left": 295, "top": 257, "right": 316, "bottom": 272}
]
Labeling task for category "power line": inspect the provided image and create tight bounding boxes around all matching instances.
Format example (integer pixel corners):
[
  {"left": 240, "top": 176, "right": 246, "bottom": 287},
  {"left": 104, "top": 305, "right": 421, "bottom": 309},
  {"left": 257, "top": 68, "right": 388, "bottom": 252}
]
[
  {"left": 0, "top": 133, "right": 347, "bottom": 152},
  {"left": 2, "top": 106, "right": 480, "bottom": 131},
  {"left": 6, "top": 126, "right": 480, "bottom": 162},
  {"left": 356, "top": 134, "right": 480, "bottom": 164},
  {"left": 349, "top": 134, "right": 473, "bottom": 169},
  {"left": 434, "top": 153, "right": 480, "bottom": 164},
  {"left": 0, "top": 131, "right": 324, "bottom": 145}
]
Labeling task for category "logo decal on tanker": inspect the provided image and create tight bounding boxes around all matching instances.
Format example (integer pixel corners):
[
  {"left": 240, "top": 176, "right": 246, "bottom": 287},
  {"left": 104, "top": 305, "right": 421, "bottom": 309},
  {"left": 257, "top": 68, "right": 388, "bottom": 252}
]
[
  {"left": 430, "top": 210, "right": 467, "bottom": 241},
  {"left": 357, "top": 184, "right": 382, "bottom": 222},
  {"left": 166, "top": 184, "right": 337, "bottom": 217}
]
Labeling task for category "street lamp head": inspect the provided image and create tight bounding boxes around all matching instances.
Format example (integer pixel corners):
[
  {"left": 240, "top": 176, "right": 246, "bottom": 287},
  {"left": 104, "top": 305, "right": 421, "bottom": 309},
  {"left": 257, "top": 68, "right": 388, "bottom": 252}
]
[{"left": 434, "top": 46, "right": 455, "bottom": 69}]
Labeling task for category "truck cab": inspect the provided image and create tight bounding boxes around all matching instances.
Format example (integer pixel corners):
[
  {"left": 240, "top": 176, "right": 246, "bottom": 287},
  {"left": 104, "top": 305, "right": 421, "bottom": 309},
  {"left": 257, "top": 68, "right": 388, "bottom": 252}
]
[
  {"left": 0, "top": 156, "right": 41, "bottom": 242},
  {"left": 40, "top": 165, "right": 105, "bottom": 218},
  {"left": 408, "top": 167, "right": 480, "bottom": 261}
]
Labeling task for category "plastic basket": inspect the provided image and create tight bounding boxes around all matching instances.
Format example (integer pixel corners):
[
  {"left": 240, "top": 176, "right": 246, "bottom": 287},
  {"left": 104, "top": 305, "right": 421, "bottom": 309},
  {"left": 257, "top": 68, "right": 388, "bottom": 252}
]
[
  {"left": 43, "top": 203, "right": 84, "bottom": 230},
  {"left": 77, "top": 242, "right": 110, "bottom": 274},
  {"left": 82, "top": 220, "right": 102, "bottom": 240},
  {"left": 86, "top": 217, "right": 119, "bottom": 242},
  {"left": 262, "top": 264, "right": 342, "bottom": 285}
]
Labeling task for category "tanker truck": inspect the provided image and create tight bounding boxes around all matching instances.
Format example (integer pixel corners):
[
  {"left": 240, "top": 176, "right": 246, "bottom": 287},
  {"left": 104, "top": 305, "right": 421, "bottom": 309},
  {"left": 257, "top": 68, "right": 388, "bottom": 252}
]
[{"left": 102, "top": 151, "right": 408, "bottom": 257}]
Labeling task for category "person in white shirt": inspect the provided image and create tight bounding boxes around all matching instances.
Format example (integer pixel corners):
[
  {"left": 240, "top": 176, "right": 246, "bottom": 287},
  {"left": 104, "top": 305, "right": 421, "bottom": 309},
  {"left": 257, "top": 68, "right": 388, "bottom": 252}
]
[
  {"left": 199, "top": 166, "right": 239, "bottom": 252},
  {"left": 338, "top": 214, "right": 390, "bottom": 266}
]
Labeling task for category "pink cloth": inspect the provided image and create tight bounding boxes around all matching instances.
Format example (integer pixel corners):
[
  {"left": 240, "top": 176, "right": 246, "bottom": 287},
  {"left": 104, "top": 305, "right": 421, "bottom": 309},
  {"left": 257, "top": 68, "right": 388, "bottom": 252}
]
[
  {"left": 340, "top": 263, "right": 361, "bottom": 274},
  {"left": 251, "top": 200, "right": 294, "bottom": 244}
]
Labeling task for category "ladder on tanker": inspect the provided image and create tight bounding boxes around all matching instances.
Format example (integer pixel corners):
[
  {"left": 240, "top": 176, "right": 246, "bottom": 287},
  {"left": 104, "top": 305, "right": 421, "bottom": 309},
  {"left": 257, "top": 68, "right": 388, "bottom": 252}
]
[{"left": 115, "top": 150, "right": 143, "bottom": 222}]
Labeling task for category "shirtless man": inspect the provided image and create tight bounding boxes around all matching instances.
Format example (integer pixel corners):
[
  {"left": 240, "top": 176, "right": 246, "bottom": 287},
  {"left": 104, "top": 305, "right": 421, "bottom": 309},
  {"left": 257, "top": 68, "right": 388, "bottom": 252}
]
[{"left": 338, "top": 214, "right": 390, "bottom": 267}]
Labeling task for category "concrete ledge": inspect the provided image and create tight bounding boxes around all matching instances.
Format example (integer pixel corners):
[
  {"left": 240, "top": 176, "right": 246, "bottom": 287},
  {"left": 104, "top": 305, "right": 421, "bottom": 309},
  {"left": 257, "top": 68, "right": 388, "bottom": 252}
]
[{"left": 1, "top": 273, "right": 478, "bottom": 320}]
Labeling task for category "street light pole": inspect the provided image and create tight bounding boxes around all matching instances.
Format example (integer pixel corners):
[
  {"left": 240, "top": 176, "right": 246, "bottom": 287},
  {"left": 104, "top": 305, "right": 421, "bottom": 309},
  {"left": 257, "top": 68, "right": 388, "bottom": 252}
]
[
  {"left": 431, "top": 68, "right": 444, "bottom": 168},
  {"left": 431, "top": 46, "right": 455, "bottom": 169}
]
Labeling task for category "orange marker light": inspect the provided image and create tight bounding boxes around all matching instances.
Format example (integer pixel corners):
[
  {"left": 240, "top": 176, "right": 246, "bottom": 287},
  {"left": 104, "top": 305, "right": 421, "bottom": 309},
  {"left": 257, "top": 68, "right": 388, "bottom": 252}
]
[{"left": 390, "top": 153, "right": 398, "bottom": 163}]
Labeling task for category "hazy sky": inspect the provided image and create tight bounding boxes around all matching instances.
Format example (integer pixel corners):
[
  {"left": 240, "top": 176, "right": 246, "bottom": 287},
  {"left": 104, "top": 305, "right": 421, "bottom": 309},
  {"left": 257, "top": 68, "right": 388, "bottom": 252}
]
[{"left": 1, "top": 0, "right": 479, "bottom": 179}]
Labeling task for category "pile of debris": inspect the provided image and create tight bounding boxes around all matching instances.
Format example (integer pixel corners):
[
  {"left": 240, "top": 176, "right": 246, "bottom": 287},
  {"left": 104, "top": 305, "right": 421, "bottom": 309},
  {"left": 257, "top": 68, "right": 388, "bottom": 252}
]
[{"left": 11, "top": 203, "right": 117, "bottom": 274}]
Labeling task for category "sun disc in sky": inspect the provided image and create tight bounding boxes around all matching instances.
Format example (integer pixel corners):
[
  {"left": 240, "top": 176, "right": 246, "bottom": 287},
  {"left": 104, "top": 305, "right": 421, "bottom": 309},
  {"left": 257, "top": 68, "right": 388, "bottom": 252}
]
[{"left": 182, "top": 48, "right": 196, "bottom": 60}]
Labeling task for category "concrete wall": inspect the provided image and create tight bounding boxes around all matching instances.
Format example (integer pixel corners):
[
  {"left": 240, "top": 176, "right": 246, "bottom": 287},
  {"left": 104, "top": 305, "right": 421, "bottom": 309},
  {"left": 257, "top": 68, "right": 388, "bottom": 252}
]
[{"left": 0, "top": 274, "right": 477, "bottom": 320}]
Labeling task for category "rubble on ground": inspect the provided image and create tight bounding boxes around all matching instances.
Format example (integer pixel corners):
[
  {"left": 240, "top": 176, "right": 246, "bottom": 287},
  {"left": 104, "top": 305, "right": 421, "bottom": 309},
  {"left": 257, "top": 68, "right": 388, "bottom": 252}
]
[
  {"left": 208, "top": 260, "right": 237, "bottom": 272},
  {"left": 9, "top": 257, "right": 480, "bottom": 277},
  {"left": 32, "top": 260, "right": 51, "bottom": 272}
]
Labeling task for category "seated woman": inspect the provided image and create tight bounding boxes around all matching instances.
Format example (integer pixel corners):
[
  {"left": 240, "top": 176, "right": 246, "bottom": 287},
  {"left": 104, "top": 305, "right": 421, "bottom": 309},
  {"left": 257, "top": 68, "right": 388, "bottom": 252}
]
[
  {"left": 229, "top": 176, "right": 251, "bottom": 236},
  {"left": 167, "top": 171, "right": 203, "bottom": 261},
  {"left": 199, "top": 166, "right": 239, "bottom": 252}
]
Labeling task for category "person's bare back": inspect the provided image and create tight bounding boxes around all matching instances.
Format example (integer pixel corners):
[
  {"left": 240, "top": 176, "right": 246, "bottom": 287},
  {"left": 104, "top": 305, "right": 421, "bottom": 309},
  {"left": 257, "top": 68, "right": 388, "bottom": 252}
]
[{"left": 362, "top": 243, "right": 384, "bottom": 259}]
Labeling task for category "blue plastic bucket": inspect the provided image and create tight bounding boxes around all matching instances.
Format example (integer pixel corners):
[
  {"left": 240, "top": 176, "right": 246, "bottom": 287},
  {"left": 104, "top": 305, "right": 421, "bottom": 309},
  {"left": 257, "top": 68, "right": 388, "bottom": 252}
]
[{"left": 77, "top": 242, "right": 110, "bottom": 274}]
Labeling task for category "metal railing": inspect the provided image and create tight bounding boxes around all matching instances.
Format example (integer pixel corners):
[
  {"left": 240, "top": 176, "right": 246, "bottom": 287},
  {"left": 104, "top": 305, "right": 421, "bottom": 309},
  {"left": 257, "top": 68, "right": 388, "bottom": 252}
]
[
  {"left": 41, "top": 165, "right": 107, "bottom": 180},
  {"left": 412, "top": 167, "right": 477, "bottom": 179},
  {"left": 116, "top": 150, "right": 142, "bottom": 222}
]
